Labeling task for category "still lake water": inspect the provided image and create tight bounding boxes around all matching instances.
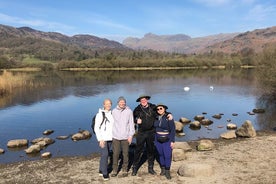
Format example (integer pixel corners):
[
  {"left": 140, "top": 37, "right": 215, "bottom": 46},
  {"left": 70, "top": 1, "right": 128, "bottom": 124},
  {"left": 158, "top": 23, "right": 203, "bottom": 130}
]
[{"left": 0, "top": 69, "right": 275, "bottom": 164}]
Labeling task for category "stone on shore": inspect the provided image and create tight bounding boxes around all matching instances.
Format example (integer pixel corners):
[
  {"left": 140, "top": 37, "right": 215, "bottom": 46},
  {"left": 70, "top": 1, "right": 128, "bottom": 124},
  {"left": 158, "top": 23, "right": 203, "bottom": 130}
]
[
  {"left": 56, "top": 135, "right": 69, "bottom": 140},
  {"left": 7, "top": 139, "right": 28, "bottom": 148},
  {"left": 236, "top": 120, "right": 256, "bottom": 138},
  {"left": 197, "top": 139, "right": 214, "bottom": 151},
  {"left": 31, "top": 137, "right": 55, "bottom": 148},
  {"left": 178, "top": 163, "right": 214, "bottom": 177},
  {"left": 220, "top": 130, "right": 237, "bottom": 139},
  {"left": 172, "top": 149, "right": 186, "bottom": 161},
  {"left": 252, "top": 108, "right": 265, "bottom": 113},
  {"left": 41, "top": 152, "right": 52, "bottom": 158},
  {"left": 174, "top": 142, "right": 192, "bottom": 152}
]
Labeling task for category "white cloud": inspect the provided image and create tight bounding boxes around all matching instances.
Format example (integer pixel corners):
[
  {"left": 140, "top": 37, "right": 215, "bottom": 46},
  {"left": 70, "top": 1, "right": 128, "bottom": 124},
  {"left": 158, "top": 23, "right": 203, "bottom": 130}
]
[
  {"left": 0, "top": 13, "right": 73, "bottom": 31},
  {"left": 193, "top": 0, "right": 231, "bottom": 6}
]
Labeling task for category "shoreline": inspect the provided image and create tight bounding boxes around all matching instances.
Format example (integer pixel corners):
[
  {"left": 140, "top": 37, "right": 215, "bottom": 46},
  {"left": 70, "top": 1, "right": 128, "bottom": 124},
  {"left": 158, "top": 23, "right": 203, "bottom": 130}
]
[{"left": 0, "top": 131, "right": 275, "bottom": 184}]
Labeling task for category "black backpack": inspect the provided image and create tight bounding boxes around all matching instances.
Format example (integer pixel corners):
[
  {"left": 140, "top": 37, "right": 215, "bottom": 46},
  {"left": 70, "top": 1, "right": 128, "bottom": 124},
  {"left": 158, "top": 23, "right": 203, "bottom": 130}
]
[{"left": 91, "top": 111, "right": 107, "bottom": 134}]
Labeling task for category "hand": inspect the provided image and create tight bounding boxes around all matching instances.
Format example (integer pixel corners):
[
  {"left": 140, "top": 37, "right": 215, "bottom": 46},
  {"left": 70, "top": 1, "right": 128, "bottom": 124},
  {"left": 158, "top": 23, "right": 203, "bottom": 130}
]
[
  {"left": 170, "top": 142, "right": 174, "bottom": 149},
  {"left": 99, "top": 140, "right": 105, "bottom": 148},
  {"left": 128, "top": 137, "right": 132, "bottom": 145},
  {"left": 167, "top": 114, "right": 173, "bottom": 120},
  {"left": 137, "top": 118, "right": 142, "bottom": 124}
]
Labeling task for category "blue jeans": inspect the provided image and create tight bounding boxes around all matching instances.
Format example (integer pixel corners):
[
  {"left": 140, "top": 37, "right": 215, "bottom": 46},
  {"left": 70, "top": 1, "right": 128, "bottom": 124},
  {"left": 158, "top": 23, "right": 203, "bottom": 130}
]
[{"left": 99, "top": 141, "right": 112, "bottom": 175}]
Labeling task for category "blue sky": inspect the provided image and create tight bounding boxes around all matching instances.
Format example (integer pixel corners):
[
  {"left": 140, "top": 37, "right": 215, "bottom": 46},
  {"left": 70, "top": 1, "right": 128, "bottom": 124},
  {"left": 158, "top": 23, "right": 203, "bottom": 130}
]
[{"left": 0, "top": 0, "right": 275, "bottom": 42}]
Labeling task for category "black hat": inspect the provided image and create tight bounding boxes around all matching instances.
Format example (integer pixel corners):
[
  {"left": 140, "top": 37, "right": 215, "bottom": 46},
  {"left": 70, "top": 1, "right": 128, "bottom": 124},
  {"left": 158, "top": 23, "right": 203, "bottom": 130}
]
[
  {"left": 155, "top": 103, "right": 168, "bottom": 110},
  {"left": 136, "top": 95, "right": 151, "bottom": 102}
]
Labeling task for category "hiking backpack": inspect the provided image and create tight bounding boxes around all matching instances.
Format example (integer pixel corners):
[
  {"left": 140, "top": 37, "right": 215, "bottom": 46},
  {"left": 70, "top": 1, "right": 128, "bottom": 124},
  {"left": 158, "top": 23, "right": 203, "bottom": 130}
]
[{"left": 91, "top": 111, "right": 107, "bottom": 134}]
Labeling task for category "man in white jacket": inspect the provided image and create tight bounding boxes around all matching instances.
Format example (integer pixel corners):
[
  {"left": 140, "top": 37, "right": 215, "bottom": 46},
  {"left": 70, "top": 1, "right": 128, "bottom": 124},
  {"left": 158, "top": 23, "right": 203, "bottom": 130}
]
[
  {"left": 111, "top": 96, "right": 135, "bottom": 177},
  {"left": 94, "top": 98, "right": 114, "bottom": 181}
]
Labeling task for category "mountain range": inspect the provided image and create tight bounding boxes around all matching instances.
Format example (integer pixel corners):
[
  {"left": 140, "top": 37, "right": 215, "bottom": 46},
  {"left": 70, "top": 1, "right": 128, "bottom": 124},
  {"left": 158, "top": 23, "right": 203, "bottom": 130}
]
[
  {"left": 0, "top": 24, "right": 275, "bottom": 59},
  {"left": 123, "top": 26, "right": 276, "bottom": 54}
]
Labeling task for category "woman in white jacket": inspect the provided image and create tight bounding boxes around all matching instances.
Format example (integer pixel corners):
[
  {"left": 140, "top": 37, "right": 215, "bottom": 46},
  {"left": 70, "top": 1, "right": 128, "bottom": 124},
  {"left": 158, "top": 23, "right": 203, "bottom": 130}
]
[{"left": 94, "top": 98, "right": 114, "bottom": 181}]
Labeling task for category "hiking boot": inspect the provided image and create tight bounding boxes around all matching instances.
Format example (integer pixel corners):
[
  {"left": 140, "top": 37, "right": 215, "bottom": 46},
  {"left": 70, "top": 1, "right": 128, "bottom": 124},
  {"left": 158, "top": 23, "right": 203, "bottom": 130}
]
[
  {"left": 148, "top": 166, "right": 157, "bottom": 175},
  {"left": 160, "top": 167, "right": 165, "bottom": 176},
  {"left": 131, "top": 167, "right": 138, "bottom": 176},
  {"left": 165, "top": 169, "right": 171, "bottom": 180}
]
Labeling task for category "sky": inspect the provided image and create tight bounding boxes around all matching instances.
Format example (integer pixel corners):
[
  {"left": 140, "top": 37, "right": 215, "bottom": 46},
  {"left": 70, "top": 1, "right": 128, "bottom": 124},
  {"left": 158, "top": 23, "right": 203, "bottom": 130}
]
[{"left": 0, "top": 0, "right": 275, "bottom": 42}]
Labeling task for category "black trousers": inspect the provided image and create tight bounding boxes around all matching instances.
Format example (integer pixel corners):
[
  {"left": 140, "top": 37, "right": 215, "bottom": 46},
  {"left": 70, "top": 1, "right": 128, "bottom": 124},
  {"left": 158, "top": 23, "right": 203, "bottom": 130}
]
[{"left": 132, "top": 130, "right": 155, "bottom": 168}]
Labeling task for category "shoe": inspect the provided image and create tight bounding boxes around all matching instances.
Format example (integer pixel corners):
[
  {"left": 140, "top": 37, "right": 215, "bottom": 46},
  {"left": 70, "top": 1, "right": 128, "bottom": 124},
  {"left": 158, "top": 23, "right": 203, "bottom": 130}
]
[
  {"left": 148, "top": 167, "right": 157, "bottom": 175},
  {"left": 99, "top": 171, "right": 103, "bottom": 177},
  {"left": 103, "top": 174, "right": 110, "bottom": 181},
  {"left": 131, "top": 168, "right": 137, "bottom": 176},
  {"left": 160, "top": 167, "right": 165, "bottom": 176},
  {"left": 165, "top": 170, "right": 171, "bottom": 180},
  {"left": 121, "top": 171, "right": 128, "bottom": 177},
  {"left": 110, "top": 172, "right": 117, "bottom": 177}
]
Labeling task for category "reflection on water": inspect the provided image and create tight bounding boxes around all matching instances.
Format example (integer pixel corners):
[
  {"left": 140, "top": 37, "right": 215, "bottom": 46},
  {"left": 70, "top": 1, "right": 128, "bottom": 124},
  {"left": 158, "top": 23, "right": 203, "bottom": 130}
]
[{"left": 0, "top": 69, "right": 275, "bottom": 164}]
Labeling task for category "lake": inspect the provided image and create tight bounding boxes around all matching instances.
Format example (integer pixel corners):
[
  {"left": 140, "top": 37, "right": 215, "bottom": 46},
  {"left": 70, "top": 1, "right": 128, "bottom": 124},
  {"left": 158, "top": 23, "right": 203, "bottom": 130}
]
[{"left": 0, "top": 69, "right": 275, "bottom": 164}]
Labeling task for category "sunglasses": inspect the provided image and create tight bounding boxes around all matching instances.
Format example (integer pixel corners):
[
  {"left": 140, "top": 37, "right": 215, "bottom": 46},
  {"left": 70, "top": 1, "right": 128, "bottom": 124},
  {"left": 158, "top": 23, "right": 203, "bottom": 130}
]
[{"left": 157, "top": 107, "right": 164, "bottom": 111}]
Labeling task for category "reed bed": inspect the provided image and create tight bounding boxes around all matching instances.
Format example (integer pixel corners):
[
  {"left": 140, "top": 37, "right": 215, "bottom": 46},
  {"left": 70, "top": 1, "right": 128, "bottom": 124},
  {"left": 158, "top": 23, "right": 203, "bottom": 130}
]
[{"left": 0, "top": 70, "right": 30, "bottom": 96}]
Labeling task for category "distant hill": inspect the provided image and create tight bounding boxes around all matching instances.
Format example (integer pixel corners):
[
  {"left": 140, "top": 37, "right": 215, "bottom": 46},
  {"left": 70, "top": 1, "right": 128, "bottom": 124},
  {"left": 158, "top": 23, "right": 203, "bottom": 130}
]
[
  {"left": 1, "top": 25, "right": 127, "bottom": 49},
  {"left": 123, "top": 26, "right": 276, "bottom": 54},
  {"left": 123, "top": 32, "right": 239, "bottom": 54},
  {"left": 0, "top": 24, "right": 129, "bottom": 62},
  {"left": 202, "top": 26, "right": 276, "bottom": 54}
]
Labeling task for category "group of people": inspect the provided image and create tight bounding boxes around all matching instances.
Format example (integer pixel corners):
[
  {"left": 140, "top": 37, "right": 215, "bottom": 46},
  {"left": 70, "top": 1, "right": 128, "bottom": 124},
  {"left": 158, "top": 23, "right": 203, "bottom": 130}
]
[{"left": 94, "top": 95, "right": 176, "bottom": 181}]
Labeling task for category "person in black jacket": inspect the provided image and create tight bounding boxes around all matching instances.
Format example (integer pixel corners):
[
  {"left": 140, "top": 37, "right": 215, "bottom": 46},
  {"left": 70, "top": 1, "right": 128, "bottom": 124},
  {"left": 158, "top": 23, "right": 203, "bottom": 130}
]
[
  {"left": 154, "top": 103, "right": 175, "bottom": 180},
  {"left": 131, "top": 95, "right": 172, "bottom": 176}
]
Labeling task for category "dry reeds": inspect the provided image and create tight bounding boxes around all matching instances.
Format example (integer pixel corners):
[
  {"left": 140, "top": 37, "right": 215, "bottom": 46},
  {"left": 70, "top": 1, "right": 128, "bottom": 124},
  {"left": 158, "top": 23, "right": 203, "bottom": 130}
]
[{"left": 0, "top": 70, "right": 30, "bottom": 96}]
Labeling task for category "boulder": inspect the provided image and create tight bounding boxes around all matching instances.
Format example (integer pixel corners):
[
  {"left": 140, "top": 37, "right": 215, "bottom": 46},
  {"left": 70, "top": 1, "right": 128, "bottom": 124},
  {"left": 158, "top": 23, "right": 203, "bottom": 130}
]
[
  {"left": 31, "top": 137, "right": 55, "bottom": 145},
  {"left": 227, "top": 123, "right": 237, "bottom": 129},
  {"left": 232, "top": 113, "right": 238, "bottom": 116},
  {"left": 194, "top": 115, "right": 205, "bottom": 121},
  {"left": 41, "top": 152, "right": 52, "bottom": 158},
  {"left": 177, "top": 132, "right": 186, "bottom": 136},
  {"left": 197, "top": 139, "right": 214, "bottom": 151},
  {"left": 25, "top": 144, "right": 41, "bottom": 154},
  {"left": 252, "top": 108, "right": 265, "bottom": 113},
  {"left": 189, "top": 121, "right": 201, "bottom": 129},
  {"left": 56, "top": 135, "right": 69, "bottom": 140},
  {"left": 7, "top": 139, "right": 28, "bottom": 148},
  {"left": 0, "top": 148, "right": 5, "bottom": 154},
  {"left": 220, "top": 130, "right": 237, "bottom": 139},
  {"left": 212, "top": 114, "right": 222, "bottom": 119},
  {"left": 172, "top": 149, "right": 186, "bottom": 161},
  {"left": 236, "top": 120, "right": 256, "bottom": 138},
  {"left": 71, "top": 130, "right": 92, "bottom": 141},
  {"left": 179, "top": 117, "right": 191, "bottom": 124},
  {"left": 200, "top": 119, "right": 213, "bottom": 126},
  {"left": 177, "top": 163, "right": 214, "bottom": 177},
  {"left": 175, "top": 121, "right": 184, "bottom": 132},
  {"left": 174, "top": 142, "right": 192, "bottom": 152},
  {"left": 43, "top": 129, "right": 54, "bottom": 135}
]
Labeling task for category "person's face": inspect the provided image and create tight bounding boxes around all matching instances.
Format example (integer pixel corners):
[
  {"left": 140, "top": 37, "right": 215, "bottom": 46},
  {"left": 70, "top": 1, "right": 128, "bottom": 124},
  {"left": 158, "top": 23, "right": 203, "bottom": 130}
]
[
  {"left": 103, "top": 99, "right": 112, "bottom": 111},
  {"left": 140, "top": 98, "right": 148, "bottom": 107},
  {"left": 118, "top": 100, "right": 126, "bottom": 109},
  {"left": 156, "top": 106, "right": 165, "bottom": 115}
]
